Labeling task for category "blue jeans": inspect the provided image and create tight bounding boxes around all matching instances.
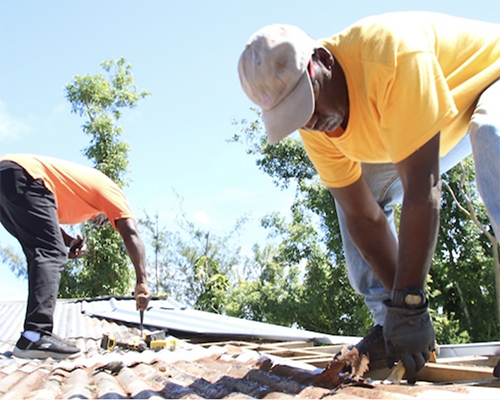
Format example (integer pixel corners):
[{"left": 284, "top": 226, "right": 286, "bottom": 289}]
[{"left": 336, "top": 78, "right": 500, "bottom": 326}]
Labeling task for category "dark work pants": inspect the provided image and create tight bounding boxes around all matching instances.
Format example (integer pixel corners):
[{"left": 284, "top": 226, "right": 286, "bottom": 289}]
[{"left": 0, "top": 161, "right": 67, "bottom": 333}]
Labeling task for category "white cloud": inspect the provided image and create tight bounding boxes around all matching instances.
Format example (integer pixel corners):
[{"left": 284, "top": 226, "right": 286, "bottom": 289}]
[
  {"left": 191, "top": 210, "right": 212, "bottom": 229},
  {"left": 0, "top": 100, "right": 30, "bottom": 140},
  {"left": 49, "top": 102, "right": 71, "bottom": 120}
]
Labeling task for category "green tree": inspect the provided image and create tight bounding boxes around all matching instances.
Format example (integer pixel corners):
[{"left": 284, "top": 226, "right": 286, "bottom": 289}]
[
  {"left": 0, "top": 244, "right": 26, "bottom": 280},
  {"left": 172, "top": 210, "right": 247, "bottom": 308},
  {"left": 137, "top": 192, "right": 248, "bottom": 309},
  {"left": 139, "top": 210, "right": 175, "bottom": 296},
  {"left": 221, "top": 238, "right": 306, "bottom": 329},
  {"left": 230, "top": 109, "right": 499, "bottom": 342},
  {"left": 229, "top": 110, "right": 370, "bottom": 336},
  {"left": 432, "top": 158, "right": 500, "bottom": 341},
  {"left": 218, "top": 196, "right": 369, "bottom": 336},
  {"left": 60, "top": 57, "right": 150, "bottom": 297},
  {"left": 194, "top": 255, "right": 230, "bottom": 313}
]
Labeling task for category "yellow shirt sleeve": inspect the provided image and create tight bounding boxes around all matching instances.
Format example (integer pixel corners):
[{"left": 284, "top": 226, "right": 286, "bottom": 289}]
[{"left": 299, "top": 129, "right": 362, "bottom": 188}]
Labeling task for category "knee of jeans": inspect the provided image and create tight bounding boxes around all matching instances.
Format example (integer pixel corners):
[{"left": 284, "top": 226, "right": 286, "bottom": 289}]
[{"left": 347, "top": 265, "right": 384, "bottom": 296}]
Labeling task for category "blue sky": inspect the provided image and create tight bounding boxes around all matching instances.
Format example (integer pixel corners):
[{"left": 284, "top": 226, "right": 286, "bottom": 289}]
[{"left": 1, "top": 0, "right": 499, "bottom": 300}]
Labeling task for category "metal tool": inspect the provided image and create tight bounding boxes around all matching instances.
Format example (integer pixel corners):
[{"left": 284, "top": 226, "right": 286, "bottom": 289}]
[
  {"left": 100, "top": 333, "right": 147, "bottom": 352},
  {"left": 139, "top": 309, "right": 144, "bottom": 338},
  {"left": 144, "top": 330, "right": 177, "bottom": 351}
]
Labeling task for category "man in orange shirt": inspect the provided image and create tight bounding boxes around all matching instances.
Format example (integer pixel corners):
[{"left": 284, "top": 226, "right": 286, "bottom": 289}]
[{"left": 0, "top": 154, "right": 152, "bottom": 359}]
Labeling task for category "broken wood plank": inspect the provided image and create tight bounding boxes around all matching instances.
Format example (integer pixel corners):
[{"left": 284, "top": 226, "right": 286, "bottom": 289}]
[{"left": 417, "top": 362, "right": 494, "bottom": 383}]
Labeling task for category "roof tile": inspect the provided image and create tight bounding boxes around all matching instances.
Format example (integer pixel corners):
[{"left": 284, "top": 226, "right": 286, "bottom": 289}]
[{"left": 1, "top": 298, "right": 499, "bottom": 398}]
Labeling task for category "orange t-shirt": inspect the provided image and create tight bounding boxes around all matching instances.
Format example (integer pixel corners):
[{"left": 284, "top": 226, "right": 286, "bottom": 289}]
[{"left": 1, "top": 154, "right": 134, "bottom": 230}]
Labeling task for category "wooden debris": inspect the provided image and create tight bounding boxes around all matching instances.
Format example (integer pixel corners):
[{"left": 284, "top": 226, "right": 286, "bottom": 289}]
[
  {"left": 314, "top": 344, "right": 371, "bottom": 390},
  {"left": 338, "top": 345, "right": 370, "bottom": 377},
  {"left": 314, "top": 358, "right": 347, "bottom": 389},
  {"left": 383, "top": 361, "right": 405, "bottom": 384}
]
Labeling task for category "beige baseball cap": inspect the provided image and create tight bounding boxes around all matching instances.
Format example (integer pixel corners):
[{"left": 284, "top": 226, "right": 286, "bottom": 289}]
[{"left": 238, "top": 24, "right": 317, "bottom": 144}]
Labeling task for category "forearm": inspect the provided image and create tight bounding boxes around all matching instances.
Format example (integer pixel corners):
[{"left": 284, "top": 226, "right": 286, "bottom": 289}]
[
  {"left": 115, "top": 218, "right": 148, "bottom": 286},
  {"left": 123, "top": 233, "right": 148, "bottom": 285},
  {"left": 395, "top": 186, "right": 441, "bottom": 290},
  {"left": 114, "top": 218, "right": 151, "bottom": 310},
  {"left": 393, "top": 133, "right": 442, "bottom": 291},
  {"left": 345, "top": 209, "right": 398, "bottom": 292},
  {"left": 330, "top": 178, "right": 398, "bottom": 292}
]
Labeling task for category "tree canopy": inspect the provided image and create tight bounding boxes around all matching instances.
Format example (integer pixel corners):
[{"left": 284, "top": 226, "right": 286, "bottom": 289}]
[
  {"left": 226, "top": 109, "right": 500, "bottom": 342},
  {"left": 59, "top": 58, "right": 150, "bottom": 298}
]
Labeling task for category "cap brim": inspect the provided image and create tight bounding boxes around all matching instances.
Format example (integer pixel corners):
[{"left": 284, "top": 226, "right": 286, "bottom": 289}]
[{"left": 262, "top": 70, "right": 314, "bottom": 145}]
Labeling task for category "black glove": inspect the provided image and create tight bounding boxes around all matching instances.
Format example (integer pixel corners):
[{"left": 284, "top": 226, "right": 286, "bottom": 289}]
[{"left": 383, "top": 299, "right": 435, "bottom": 384}]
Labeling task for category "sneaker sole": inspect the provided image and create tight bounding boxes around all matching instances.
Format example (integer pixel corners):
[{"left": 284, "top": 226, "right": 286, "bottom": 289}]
[{"left": 13, "top": 346, "right": 81, "bottom": 360}]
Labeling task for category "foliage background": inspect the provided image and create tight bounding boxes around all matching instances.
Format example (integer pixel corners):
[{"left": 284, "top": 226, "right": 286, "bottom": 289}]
[{"left": 2, "top": 89, "right": 499, "bottom": 343}]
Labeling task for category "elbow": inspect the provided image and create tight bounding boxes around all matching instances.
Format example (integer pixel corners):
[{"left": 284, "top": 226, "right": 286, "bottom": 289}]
[{"left": 116, "top": 218, "right": 141, "bottom": 240}]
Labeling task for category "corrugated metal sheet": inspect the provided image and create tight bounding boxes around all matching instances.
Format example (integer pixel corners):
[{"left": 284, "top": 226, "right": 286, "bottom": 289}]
[
  {"left": 0, "top": 301, "right": 25, "bottom": 342},
  {"left": 81, "top": 297, "right": 360, "bottom": 344},
  {"left": 0, "top": 299, "right": 140, "bottom": 345},
  {"left": 439, "top": 342, "right": 500, "bottom": 359},
  {"left": 4, "top": 297, "right": 499, "bottom": 359}
]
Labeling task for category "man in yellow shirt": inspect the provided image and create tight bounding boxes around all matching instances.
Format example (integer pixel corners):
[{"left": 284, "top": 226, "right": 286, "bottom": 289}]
[
  {"left": 0, "top": 154, "right": 152, "bottom": 359},
  {"left": 238, "top": 12, "right": 500, "bottom": 383}
]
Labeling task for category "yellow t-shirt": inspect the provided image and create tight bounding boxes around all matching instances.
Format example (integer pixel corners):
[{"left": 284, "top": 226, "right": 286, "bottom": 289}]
[
  {"left": 1, "top": 154, "right": 134, "bottom": 230},
  {"left": 300, "top": 12, "right": 500, "bottom": 188}
]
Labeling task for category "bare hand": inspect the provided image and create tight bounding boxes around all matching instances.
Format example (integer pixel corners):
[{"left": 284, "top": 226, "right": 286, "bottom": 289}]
[
  {"left": 68, "top": 235, "right": 87, "bottom": 259},
  {"left": 134, "top": 282, "right": 152, "bottom": 311}
]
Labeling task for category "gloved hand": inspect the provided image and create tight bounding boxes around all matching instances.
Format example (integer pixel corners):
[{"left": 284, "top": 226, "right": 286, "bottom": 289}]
[{"left": 383, "top": 300, "right": 435, "bottom": 384}]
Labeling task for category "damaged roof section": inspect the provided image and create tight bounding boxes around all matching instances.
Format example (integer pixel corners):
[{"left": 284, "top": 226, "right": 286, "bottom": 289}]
[
  {"left": 0, "top": 340, "right": 322, "bottom": 399},
  {"left": 1, "top": 297, "right": 499, "bottom": 399},
  {"left": 2, "top": 334, "right": 499, "bottom": 400},
  {"left": 2, "top": 339, "right": 495, "bottom": 400}
]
